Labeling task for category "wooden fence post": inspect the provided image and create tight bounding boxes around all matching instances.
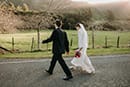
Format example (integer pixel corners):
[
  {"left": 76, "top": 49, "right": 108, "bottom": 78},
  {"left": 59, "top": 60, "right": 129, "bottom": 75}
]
[
  {"left": 105, "top": 36, "right": 108, "bottom": 48},
  {"left": 92, "top": 29, "right": 95, "bottom": 49},
  {"left": 37, "top": 20, "right": 42, "bottom": 51},
  {"left": 117, "top": 36, "right": 120, "bottom": 48},
  {"left": 70, "top": 38, "right": 73, "bottom": 47},
  {"left": 12, "top": 37, "right": 14, "bottom": 51},
  {"left": 37, "top": 28, "right": 40, "bottom": 50},
  {"left": 31, "top": 37, "right": 34, "bottom": 52}
]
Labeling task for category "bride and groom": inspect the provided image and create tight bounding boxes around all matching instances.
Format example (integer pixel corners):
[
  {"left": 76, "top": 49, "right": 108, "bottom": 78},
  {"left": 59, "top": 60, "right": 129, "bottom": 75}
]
[{"left": 42, "top": 19, "right": 95, "bottom": 81}]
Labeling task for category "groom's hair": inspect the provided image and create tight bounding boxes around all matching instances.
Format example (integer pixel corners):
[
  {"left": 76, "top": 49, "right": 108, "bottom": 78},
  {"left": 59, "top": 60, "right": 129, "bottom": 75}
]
[{"left": 55, "top": 19, "right": 62, "bottom": 27}]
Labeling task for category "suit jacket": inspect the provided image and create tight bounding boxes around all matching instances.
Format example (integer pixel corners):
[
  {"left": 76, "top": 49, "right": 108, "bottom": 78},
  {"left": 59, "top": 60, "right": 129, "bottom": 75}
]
[{"left": 42, "top": 28, "right": 69, "bottom": 54}]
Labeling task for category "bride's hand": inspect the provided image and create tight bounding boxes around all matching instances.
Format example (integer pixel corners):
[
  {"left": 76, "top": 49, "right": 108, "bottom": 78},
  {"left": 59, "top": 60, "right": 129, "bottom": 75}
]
[{"left": 77, "top": 47, "right": 83, "bottom": 52}]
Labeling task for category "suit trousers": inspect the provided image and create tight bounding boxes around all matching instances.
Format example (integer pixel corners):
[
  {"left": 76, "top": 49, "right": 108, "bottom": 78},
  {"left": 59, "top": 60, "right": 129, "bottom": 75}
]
[{"left": 48, "top": 53, "right": 72, "bottom": 77}]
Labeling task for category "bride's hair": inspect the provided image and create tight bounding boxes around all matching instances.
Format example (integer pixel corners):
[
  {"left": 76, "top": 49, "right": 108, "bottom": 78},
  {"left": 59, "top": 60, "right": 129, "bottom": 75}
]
[{"left": 75, "top": 23, "right": 81, "bottom": 28}]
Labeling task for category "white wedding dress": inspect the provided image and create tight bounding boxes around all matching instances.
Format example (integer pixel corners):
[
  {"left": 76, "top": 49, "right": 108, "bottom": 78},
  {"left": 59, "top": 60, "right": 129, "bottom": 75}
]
[{"left": 71, "top": 23, "right": 95, "bottom": 74}]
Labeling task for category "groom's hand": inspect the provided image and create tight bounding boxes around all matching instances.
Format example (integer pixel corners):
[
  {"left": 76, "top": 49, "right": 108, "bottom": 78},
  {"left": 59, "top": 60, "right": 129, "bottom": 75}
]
[{"left": 66, "top": 52, "right": 69, "bottom": 55}]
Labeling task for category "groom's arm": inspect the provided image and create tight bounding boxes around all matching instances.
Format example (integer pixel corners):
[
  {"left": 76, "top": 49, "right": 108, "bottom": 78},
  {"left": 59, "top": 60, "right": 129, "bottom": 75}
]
[
  {"left": 64, "top": 32, "right": 69, "bottom": 53},
  {"left": 42, "top": 30, "right": 56, "bottom": 44}
]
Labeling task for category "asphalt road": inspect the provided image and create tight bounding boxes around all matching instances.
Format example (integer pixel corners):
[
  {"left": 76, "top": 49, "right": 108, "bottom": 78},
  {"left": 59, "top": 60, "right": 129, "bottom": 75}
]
[{"left": 0, "top": 54, "right": 130, "bottom": 87}]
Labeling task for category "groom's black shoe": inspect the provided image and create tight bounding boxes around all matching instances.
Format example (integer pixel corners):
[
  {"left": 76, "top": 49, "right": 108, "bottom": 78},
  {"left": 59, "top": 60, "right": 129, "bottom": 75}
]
[
  {"left": 45, "top": 70, "right": 53, "bottom": 75},
  {"left": 63, "top": 76, "right": 73, "bottom": 81}
]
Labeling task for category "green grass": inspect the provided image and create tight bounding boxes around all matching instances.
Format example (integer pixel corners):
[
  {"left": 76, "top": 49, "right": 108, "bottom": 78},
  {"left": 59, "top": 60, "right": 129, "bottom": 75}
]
[
  {"left": 0, "top": 30, "right": 130, "bottom": 58},
  {"left": 0, "top": 48, "right": 130, "bottom": 58}
]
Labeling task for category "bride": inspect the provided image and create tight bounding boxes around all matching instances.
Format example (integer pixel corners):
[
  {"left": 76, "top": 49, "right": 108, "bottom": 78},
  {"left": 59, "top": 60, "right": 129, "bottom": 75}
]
[{"left": 71, "top": 23, "right": 95, "bottom": 74}]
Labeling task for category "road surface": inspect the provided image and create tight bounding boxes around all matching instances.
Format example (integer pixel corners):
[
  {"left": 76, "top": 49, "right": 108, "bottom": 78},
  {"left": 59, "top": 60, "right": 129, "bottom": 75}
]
[{"left": 0, "top": 54, "right": 130, "bottom": 87}]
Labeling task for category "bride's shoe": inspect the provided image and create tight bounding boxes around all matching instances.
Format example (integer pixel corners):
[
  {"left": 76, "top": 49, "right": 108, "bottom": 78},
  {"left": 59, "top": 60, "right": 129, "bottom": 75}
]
[
  {"left": 82, "top": 70, "right": 95, "bottom": 75},
  {"left": 88, "top": 71, "right": 95, "bottom": 75},
  {"left": 69, "top": 66, "right": 76, "bottom": 71},
  {"left": 92, "top": 71, "right": 96, "bottom": 74}
]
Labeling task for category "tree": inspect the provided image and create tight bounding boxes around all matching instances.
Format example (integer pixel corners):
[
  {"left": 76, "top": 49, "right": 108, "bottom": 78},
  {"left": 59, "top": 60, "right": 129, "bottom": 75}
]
[
  {"left": 0, "top": 1, "right": 21, "bottom": 33},
  {"left": 22, "top": 3, "right": 29, "bottom": 12},
  {"left": 106, "top": 10, "right": 115, "bottom": 21}
]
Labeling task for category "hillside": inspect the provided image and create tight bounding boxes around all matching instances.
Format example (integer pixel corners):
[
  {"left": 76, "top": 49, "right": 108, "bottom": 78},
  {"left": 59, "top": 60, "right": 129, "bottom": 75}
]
[
  {"left": 2, "top": 0, "right": 130, "bottom": 19},
  {"left": 90, "top": 1, "right": 130, "bottom": 20},
  {"left": 0, "top": 0, "right": 130, "bottom": 33}
]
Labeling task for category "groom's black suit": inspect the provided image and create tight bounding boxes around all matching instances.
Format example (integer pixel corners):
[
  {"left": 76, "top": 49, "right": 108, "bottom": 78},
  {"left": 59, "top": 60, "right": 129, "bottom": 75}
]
[{"left": 42, "top": 28, "right": 72, "bottom": 77}]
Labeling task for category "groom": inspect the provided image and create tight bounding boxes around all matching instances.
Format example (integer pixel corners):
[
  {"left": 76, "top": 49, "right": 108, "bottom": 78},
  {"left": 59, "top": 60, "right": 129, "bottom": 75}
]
[{"left": 42, "top": 19, "right": 73, "bottom": 80}]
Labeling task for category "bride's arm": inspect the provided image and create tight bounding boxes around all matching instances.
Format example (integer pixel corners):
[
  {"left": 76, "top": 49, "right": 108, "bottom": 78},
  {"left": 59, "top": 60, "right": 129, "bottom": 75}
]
[{"left": 78, "top": 47, "right": 83, "bottom": 51}]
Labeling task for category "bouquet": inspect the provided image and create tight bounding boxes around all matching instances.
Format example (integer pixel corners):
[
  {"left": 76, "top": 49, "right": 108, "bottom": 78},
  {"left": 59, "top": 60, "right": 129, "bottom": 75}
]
[{"left": 74, "top": 50, "right": 81, "bottom": 58}]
